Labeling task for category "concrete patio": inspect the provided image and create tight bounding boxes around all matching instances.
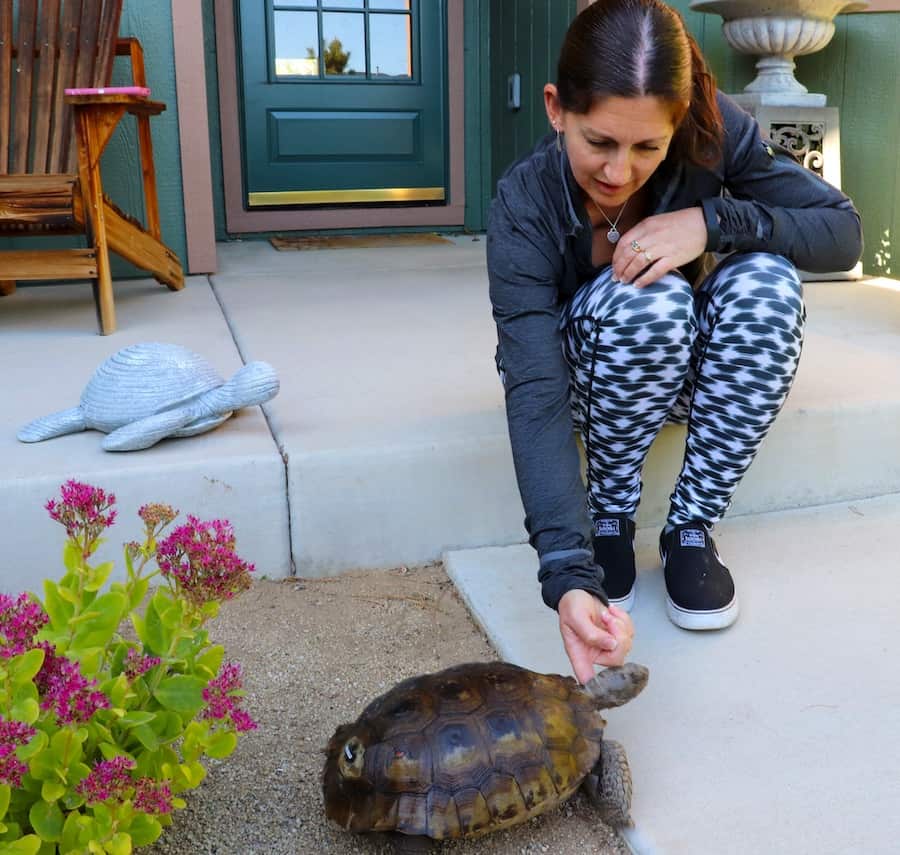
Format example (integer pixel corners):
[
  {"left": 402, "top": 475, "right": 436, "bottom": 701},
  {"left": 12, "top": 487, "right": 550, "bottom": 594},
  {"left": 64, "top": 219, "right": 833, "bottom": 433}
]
[{"left": 1, "top": 237, "right": 898, "bottom": 853}]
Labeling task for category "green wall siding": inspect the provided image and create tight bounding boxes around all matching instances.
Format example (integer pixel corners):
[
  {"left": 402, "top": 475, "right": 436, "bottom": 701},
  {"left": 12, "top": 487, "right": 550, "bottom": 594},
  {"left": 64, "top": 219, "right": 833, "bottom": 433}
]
[
  {"left": 463, "top": 0, "right": 493, "bottom": 232},
  {"left": 489, "top": 0, "right": 578, "bottom": 191},
  {"left": 203, "top": 0, "right": 229, "bottom": 242}
]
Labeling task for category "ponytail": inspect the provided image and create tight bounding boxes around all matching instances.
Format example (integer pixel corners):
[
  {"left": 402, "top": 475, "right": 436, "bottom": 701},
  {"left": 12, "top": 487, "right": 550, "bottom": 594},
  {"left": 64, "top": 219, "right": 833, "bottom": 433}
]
[{"left": 670, "top": 32, "right": 724, "bottom": 167}]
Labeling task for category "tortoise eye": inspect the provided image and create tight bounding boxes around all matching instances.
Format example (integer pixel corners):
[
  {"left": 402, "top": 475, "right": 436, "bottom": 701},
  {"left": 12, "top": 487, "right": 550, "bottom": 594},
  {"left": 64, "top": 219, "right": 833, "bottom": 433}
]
[{"left": 338, "top": 738, "right": 365, "bottom": 779}]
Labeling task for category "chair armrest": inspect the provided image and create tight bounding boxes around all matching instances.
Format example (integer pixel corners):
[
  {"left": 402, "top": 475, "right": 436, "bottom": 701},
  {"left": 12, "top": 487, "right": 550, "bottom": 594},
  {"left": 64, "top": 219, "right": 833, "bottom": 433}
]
[{"left": 65, "top": 92, "right": 166, "bottom": 117}]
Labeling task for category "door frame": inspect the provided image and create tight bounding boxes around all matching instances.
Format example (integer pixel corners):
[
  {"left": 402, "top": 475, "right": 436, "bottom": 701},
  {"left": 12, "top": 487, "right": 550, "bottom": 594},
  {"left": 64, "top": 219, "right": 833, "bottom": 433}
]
[
  {"left": 214, "top": 0, "right": 466, "bottom": 233},
  {"left": 171, "top": 0, "right": 217, "bottom": 272}
]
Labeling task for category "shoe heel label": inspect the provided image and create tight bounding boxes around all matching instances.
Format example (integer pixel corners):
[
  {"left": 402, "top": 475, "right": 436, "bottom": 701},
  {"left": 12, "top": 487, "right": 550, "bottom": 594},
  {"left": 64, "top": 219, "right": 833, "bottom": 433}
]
[
  {"left": 594, "top": 519, "right": 621, "bottom": 537},
  {"left": 680, "top": 529, "right": 706, "bottom": 548}
]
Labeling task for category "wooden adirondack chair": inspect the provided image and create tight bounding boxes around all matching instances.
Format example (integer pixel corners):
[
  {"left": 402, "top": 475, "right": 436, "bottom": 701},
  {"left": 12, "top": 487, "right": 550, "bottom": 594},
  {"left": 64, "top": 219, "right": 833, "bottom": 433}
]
[{"left": 0, "top": 0, "right": 184, "bottom": 334}]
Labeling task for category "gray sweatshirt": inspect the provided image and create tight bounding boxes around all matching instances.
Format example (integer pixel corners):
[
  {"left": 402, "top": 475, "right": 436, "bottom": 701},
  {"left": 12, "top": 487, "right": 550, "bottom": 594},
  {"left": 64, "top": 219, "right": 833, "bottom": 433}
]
[{"left": 487, "top": 91, "right": 863, "bottom": 610}]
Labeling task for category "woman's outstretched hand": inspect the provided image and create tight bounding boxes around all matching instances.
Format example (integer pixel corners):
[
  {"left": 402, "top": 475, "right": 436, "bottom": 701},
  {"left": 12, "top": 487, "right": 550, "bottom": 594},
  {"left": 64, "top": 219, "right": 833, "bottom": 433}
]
[
  {"left": 613, "top": 206, "right": 708, "bottom": 288},
  {"left": 558, "top": 589, "right": 635, "bottom": 683}
]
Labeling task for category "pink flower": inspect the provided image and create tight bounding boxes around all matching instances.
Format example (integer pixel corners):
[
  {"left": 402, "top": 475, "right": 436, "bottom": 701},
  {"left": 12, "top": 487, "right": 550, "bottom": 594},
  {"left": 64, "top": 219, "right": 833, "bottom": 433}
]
[
  {"left": 36, "top": 649, "right": 110, "bottom": 725},
  {"left": 123, "top": 647, "right": 161, "bottom": 680},
  {"left": 0, "top": 717, "right": 37, "bottom": 745},
  {"left": 201, "top": 662, "right": 257, "bottom": 733},
  {"left": 0, "top": 744, "right": 28, "bottom": 787},
  {"left": 46, "top": 480, "right": 117, "bottom": 554},
  {"left": 76, "top": 756, "right": 135, "bottom": 804},
  {"left": 0, "top": 716, "right": 37, "bottom": 787},
  {"left": 229, "top": 708, "right": 257, "bottom": 734},
  {"left": 133, "top": 778, "right": 173, "bottom": 815},
  {"left": 138, "top": 503, "right": 178, "bottom": 530},
  {"left": 0, "top": 593, "right": 49, "bottom": 657},
  {"left": 156, "top": 516, "right": 254, "bottom": 607}
]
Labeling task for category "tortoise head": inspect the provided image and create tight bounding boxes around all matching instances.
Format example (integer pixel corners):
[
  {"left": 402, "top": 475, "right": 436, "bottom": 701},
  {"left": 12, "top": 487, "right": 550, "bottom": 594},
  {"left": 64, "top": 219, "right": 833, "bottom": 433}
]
[
  {"left": 582, "top": 663, "right": 649, "bottom": 709},
  {"left": 322, "top": 722, "right": 376, "bottom": 831}
]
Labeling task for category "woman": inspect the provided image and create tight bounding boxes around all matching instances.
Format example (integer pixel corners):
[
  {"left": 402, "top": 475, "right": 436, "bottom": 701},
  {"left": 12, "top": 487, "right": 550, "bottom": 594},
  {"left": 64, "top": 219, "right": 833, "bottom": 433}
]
[{"left": 487, "top": 0, "right": 862, "bottom": 682}]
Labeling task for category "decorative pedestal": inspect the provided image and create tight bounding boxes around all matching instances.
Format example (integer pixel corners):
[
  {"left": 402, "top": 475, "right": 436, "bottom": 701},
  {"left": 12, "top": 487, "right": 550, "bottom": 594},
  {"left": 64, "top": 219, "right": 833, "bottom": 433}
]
[{"left": 736, "top": 103, "right": 863, "bottom": 280}]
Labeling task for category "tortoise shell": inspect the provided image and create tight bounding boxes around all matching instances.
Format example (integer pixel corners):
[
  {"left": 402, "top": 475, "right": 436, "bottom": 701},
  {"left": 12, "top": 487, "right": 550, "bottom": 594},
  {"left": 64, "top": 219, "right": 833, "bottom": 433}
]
[
  {"left": 80, "top": 343, "right": 224, "bottom": 433},
  {"left": 322, "top": 661, "right": 608, "bottom": 841}
]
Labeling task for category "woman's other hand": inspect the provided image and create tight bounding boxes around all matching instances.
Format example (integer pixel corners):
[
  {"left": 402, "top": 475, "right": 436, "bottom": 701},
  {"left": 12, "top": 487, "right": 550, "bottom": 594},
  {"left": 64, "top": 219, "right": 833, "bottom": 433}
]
[
  {"left": 558, "top": 589, "right": 635, "bottom": 682},
  {"left": 613, "top": 206, "right": 708, "bottom": 288}
]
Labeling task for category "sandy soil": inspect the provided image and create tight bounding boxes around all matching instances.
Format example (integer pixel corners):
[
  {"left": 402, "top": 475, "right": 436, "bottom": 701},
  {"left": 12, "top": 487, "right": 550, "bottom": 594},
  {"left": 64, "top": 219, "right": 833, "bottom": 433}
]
[{"left": 147, "top": 564, "right": 629, "bottom": 855}]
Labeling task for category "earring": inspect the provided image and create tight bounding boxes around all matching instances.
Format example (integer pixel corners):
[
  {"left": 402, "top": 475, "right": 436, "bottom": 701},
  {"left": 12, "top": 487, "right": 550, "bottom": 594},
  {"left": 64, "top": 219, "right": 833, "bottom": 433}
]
[{"left": 555, "top": 125, "right": 563, "bottom": 152}]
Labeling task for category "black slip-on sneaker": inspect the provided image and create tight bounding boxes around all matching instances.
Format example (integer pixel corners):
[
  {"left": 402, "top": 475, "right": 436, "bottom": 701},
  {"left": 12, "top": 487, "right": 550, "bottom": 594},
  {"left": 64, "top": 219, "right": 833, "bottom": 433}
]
[
  {"left": 592, "top": 514, "right": 636, "bottom": 611},
  {"left": 659, "top": 522, "right": 739, "bottom": 630}
]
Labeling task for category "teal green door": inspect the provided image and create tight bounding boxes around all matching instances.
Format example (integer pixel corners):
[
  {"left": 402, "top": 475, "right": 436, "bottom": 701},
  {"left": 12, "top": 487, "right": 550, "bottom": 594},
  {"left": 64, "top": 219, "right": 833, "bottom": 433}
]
[{"left": 237, "top": 0, "right": 448, "bottom": 207}]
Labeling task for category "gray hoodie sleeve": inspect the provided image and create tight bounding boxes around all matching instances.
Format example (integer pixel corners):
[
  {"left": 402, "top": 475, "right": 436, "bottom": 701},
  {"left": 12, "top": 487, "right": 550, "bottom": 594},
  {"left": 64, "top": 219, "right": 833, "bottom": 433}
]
[
  {"left": 701, "top": 94, "right": 863, "bottom": 272},
  {"left": 487, "top": 180, "right": 608, "bottom": 611}
]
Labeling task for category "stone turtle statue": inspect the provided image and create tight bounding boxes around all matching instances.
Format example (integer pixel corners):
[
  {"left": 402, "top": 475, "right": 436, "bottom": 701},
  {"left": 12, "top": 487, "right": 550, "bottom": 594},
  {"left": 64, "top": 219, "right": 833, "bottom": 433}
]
[
  {"left": 322, "top": 660, "right": 648, "bottom": 852},
  {"left": 17, "top": 342, "right": 279, "bottom": 451}
]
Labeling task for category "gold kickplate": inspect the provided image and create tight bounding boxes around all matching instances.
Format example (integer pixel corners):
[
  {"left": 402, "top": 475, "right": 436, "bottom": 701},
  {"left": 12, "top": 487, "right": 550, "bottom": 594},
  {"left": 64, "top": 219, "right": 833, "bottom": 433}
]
[{"left": 248, "top": 187, "right": 446, "bottom": 206}]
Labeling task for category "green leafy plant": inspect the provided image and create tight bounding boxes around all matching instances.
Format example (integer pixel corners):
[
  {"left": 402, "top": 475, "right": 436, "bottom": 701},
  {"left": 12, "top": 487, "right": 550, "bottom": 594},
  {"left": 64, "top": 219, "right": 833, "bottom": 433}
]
[{"left": 0, "top": 481, "right": 257, "bottom": 854}]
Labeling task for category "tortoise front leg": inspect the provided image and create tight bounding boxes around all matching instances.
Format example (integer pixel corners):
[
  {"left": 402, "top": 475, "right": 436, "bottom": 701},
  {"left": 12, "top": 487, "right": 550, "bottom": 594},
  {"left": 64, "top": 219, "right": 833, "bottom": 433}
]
[
  {"left": 385, "top": 831, "right": 434, "bottom": 854},
  {"left": 582, "top": 739, "right": 634, "bottom": 828}
]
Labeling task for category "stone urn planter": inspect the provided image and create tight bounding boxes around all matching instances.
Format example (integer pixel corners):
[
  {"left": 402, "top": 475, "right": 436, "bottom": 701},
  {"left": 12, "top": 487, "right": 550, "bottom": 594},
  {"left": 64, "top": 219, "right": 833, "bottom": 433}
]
[{"left": 690, "top": 0, "right": 869, "bottom": 106}]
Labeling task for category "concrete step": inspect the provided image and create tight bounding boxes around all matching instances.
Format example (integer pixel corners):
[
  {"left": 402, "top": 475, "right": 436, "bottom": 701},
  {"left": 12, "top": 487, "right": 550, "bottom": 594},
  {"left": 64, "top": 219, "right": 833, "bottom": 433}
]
[
  {"left": 444, "top": 494, "right": 900, "bottom": 855},
  {"left": 210, "top": 239, "right": 900, "bottom": 575}
]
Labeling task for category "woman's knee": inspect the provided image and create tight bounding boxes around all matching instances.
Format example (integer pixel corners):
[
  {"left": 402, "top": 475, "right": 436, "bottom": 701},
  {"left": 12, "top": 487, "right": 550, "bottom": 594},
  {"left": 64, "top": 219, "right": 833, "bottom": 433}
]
[
  {"left": 705, "top": 252, "right": 804, "bottom": 317},
  {"left": 575, "top": 269, "right": 694, "bottom": 326}
]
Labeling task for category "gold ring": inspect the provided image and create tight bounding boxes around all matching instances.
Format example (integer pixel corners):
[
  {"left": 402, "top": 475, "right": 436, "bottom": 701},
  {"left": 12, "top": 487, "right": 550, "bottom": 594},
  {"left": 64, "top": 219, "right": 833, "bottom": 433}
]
[
  {"left": 644, "top": 250, "right": 653, "bottom": 263},
  {"left": 631, "top": 240, "right": 642, "bottom": 253}
]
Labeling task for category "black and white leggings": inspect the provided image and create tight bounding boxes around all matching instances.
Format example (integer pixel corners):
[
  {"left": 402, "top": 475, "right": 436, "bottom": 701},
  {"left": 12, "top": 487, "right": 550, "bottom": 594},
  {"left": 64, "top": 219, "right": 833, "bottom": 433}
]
[{"left": 560, "top": 252, "right": 806, "bottom": 528}]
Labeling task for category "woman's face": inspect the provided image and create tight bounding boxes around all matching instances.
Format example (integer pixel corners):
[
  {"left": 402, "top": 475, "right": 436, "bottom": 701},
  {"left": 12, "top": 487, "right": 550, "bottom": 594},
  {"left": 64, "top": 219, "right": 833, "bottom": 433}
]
[{"left": 546, "top": 90, "right": 677, "bottom": 211}]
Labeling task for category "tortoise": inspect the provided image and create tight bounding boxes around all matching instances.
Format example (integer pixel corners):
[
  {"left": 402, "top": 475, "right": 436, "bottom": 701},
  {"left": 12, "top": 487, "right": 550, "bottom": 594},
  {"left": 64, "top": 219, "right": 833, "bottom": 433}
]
[
  {"left": 16, "top": 342, "right": 279, "bottom": 452},
  {"left": 322, "top": 660, "right": 649, "bottom": 852}
]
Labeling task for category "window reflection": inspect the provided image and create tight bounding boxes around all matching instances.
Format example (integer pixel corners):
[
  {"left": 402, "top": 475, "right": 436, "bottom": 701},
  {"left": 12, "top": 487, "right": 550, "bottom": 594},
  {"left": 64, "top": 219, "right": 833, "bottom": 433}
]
[
  {"left": 321, "top": 13, "right": 365, "bottom": 76},
  {"left": 370, "top": 14, "right": 412, "bottom": 79},
  {"left": 271, "top": 1, "right": 414, "bottom": 80},
  {"left": 274, "top": 10, "right": 319, "bottom": 77}
]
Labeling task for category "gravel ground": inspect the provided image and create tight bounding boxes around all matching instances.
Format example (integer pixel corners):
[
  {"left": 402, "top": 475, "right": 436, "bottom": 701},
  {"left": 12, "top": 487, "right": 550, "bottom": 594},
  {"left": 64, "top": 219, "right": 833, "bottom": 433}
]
[{"left": 147, "top": 565, "right": 629, "bottom": 855}]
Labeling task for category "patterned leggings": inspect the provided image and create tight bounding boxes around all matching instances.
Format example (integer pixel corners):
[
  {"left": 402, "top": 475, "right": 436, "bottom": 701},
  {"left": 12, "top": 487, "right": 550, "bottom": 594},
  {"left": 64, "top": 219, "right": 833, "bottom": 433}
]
[{"left": 560, "top": 252, "right": 806, "bottom": 527}]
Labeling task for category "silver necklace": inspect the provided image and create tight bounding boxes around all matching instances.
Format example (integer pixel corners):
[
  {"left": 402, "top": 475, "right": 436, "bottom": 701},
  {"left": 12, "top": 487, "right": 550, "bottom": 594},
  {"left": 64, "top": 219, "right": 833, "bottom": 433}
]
[{"left": 593, "top": 199, "right": 628, "bottom": 243}]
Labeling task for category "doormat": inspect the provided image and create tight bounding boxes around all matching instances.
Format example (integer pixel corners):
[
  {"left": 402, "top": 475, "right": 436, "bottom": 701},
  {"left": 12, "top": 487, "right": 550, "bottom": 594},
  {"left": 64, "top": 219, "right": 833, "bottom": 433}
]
[{"left": 270, "top": 233, "right": 454, "bottom": 251}]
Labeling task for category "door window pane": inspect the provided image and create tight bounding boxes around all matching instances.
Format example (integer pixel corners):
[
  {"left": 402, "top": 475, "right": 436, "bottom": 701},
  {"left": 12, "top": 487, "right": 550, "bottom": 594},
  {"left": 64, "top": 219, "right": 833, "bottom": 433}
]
[
  {"left": 321, "top": 13, "right": 365, "bottom": 76},
  {"left": 274, "top": 11, "right": 319, "bottom": 77},
  {"left": 369, "top": 1, "right": 410, "bottom": 9},
  {"left": 370, "top": 14, "right": 412, "bottom": 79},
  {"left": 322, "top": 1, "right": 364, "bottom": 7}
]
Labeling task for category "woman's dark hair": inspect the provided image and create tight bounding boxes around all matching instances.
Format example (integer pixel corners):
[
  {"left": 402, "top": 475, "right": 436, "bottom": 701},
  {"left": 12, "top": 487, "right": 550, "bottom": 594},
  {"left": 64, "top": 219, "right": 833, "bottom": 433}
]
[{"left": 556, "top": 0, "right": 723, "bottom": 167}]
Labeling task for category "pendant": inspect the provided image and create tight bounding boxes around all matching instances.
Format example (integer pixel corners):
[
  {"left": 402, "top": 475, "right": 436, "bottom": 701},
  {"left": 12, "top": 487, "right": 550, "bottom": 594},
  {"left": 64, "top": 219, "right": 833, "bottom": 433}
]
[{"left": 607, "top": 228, "right": 620, "bottom": 244}]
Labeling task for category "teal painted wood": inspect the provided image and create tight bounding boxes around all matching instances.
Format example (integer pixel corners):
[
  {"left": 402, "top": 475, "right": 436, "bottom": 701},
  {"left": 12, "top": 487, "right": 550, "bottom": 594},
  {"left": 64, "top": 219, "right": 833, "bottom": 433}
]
[
  {"left": 489, "top": 0, "right": 577, "bottom": 192},
  {"left": 202, "top": 0, "right": 228, "bottom": 242},
  {"left": 838, "top": 14, "right": 900, "bottom": 276},
  {"left": 0, "top": 0, "right": 187, "bottom": 278},
  {"left": 463, "top": 0, "right": 492, "bottom": 232}
]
